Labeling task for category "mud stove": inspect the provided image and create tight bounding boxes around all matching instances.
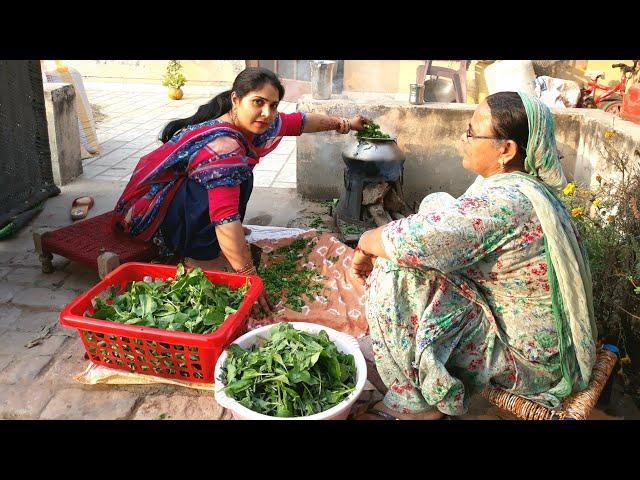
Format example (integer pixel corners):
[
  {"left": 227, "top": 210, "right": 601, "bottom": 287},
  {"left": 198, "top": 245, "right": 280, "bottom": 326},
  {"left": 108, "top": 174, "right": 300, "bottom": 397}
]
[{"left": 334, "top": 137, "right": 413, "bottom": 245}]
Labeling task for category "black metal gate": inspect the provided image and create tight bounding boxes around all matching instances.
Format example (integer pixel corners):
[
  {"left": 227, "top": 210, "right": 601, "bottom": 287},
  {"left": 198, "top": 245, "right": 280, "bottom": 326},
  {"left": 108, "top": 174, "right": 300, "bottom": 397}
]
[{"left": 0, "top": 60, "right": 59, "bottom": 233}]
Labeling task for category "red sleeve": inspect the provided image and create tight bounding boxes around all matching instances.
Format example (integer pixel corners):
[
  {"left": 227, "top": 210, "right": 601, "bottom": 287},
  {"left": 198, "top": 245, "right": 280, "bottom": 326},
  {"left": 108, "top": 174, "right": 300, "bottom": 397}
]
[
  {"left": 208, "top": 185, "right": 241, "bottom": 225},
  {"left": 278, "top": 111, "right": 305, "bottom": 136}
]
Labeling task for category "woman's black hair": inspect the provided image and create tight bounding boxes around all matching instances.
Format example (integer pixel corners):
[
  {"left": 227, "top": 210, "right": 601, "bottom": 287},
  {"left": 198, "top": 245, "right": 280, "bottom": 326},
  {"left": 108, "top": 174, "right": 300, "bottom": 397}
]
[
  {"left": 160, "top": 67, "right": 285, "bottom": 143},
  {"left": 484, "top": 91, "right": 529, "bottom": 164}
]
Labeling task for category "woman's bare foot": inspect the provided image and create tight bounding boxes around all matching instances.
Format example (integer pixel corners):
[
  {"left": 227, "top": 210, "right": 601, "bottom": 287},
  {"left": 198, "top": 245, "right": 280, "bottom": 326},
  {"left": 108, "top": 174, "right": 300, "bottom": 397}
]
[{"left": 360, "top": 401, "right": 445, "bottom": 420}]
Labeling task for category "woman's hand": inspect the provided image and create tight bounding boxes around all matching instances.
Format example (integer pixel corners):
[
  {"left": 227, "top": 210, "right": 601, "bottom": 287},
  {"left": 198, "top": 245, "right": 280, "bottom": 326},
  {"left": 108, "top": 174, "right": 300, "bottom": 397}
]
[
  {"left": 252, "top": 291, "right": 273, "bottom": 318},
  {"left": 349, "top": 115, "right": 371, "bottom": 132},
  {"left": 302, "top": 113, "right": 372, "bottom": 134},
  {"left": 350, "top": 249, "right": 376, "bottom": 286}
]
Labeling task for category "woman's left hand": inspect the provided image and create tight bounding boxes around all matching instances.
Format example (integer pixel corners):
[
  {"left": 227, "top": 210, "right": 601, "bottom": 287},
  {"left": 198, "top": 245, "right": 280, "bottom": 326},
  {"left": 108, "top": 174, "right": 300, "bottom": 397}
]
[
  {"left": 350, "top": 249, "right": 376, "bottom": 286},
  {"left": 349, "top": 115, "right": 371, "bottom": 132}
]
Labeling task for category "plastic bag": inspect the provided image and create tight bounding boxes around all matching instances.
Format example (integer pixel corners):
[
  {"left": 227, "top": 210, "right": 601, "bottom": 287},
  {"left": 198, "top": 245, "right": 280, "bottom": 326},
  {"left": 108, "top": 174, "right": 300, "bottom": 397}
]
[{"left": 535, "top": 75, "right": 581, "bottom": 108}]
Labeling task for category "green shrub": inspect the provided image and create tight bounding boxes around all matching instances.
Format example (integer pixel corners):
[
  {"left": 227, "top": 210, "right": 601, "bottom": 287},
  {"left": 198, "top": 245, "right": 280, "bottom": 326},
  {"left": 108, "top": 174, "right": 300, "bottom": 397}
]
[{"left": 559, "top": 130, "right": 640, "bottom": 402}]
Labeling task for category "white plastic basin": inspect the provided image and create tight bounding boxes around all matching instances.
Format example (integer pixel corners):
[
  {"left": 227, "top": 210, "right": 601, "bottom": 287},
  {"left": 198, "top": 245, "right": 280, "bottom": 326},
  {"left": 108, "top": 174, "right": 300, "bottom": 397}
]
[{"left": 214, "top": 322, "right": 367, "bottom": 420}]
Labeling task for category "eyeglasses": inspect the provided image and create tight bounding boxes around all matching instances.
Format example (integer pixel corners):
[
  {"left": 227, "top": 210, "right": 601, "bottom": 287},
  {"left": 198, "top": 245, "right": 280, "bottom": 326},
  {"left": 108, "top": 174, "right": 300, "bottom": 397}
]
[{"left": 464, "top": 124, "right": 507, "bottom": 142}]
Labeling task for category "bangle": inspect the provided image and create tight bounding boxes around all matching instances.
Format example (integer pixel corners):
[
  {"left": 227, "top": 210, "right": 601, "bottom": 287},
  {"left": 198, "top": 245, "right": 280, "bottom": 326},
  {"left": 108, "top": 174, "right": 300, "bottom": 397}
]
[
  {"left": 354, "top": 245, "right": 374, "bottom": 258},
  {"left": 235, "top": 261, "right": 257, "bottom": 275},
  {"left": 336, "top": 117, "right": 350, "bottom": 134}
]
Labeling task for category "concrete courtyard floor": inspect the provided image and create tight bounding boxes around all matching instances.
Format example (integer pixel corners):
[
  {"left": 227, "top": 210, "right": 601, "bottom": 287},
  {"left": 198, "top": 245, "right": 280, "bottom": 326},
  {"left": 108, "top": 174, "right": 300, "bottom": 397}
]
[{"left": 0, "top": 83, "right": 638, "bottom": 420}]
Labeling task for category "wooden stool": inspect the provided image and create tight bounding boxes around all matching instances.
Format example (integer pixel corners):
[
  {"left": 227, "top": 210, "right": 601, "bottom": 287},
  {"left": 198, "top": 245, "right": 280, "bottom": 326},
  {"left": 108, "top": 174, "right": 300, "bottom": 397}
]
[
  {"left": 33, "top": 210, "right": 159, "bottom": 278},
  {"left": 481, "top": 345, "right": 619, "bottom": 420}
]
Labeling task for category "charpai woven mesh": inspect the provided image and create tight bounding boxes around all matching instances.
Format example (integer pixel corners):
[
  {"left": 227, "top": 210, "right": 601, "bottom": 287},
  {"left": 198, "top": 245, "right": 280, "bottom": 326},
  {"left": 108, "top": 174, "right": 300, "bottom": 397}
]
[{"left": 42, "top": 211, "right": 159, "bottom": 268}]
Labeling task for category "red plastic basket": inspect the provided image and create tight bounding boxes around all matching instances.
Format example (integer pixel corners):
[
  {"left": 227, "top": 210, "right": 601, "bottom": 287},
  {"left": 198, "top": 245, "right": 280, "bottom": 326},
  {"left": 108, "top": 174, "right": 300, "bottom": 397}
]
[{"left": 59, "top": 262, "right": 263, "bottom": 384}]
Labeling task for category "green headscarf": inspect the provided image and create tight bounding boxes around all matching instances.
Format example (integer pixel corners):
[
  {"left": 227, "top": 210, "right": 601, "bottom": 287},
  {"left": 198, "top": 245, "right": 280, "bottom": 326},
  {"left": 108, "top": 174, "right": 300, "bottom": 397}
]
[{"left": 517, "top": 92, "right": 567, "bottom": 191}]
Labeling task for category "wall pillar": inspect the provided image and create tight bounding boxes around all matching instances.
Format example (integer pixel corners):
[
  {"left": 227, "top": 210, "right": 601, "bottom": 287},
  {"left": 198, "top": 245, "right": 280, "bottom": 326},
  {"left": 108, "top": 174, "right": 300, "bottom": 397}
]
[{"left": 43, "top": 83, "right": 83, "bottom": 186}]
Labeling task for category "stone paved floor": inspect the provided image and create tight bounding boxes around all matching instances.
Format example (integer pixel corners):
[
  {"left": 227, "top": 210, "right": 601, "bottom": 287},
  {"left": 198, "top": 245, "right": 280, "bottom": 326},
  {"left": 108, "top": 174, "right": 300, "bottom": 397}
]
[{"left": 83, "top": 82, "right": 297, "bottom": 188}]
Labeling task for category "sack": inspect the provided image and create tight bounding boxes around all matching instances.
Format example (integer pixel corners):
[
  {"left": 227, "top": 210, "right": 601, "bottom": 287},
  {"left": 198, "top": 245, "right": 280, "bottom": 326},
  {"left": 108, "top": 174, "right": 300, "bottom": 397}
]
[{"left": 484, "top": 60, "right": 537, "bottom": 97}]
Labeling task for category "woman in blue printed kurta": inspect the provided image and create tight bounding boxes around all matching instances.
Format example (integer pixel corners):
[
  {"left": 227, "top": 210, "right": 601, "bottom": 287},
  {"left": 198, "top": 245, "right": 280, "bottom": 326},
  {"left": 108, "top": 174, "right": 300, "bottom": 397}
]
[{"left": 351, "top": 92, "right": 596, "bottom": 419}]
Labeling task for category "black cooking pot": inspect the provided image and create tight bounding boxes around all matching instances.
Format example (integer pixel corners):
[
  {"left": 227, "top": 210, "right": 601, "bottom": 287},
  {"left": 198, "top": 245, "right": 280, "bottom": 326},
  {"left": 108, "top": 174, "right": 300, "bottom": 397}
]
[{"left": 341, "top": 137, "right": 405, "bottom": 178}]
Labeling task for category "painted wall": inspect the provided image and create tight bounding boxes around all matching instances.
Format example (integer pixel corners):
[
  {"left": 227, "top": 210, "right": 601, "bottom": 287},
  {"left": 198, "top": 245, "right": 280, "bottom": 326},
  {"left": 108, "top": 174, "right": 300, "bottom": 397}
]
[{"left": 342, "top": 60, "right": 460, "bottom": 95}]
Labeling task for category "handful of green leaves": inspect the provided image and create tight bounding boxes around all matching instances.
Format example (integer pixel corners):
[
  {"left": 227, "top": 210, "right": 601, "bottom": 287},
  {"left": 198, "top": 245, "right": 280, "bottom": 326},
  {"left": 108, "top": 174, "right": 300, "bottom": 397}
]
[
  {"left": 90, "top": 264, "right": 248, "bottom": 334},
  {"left": 356, "top": 121, "right": 391, "bottom": 140},
  {"left": 220, "top": 322, "right": 357, "bottom": 417},
  {"left": 257, "top": 237, "right": 326, "bottom": 312}
]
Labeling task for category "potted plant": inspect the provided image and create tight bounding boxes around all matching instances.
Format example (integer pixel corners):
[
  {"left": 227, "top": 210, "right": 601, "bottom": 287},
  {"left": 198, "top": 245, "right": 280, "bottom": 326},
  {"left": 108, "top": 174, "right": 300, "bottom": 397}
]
[{"left": 162, "top": 60, "right": 186, "bottom": 100}]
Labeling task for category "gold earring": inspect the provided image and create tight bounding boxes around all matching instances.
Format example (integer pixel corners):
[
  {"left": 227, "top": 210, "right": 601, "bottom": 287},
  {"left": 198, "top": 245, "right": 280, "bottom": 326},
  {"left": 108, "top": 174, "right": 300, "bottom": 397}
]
[
  {"left": 231, "top": 107, "right": 238, "bottom": 124},
  {"left": 500, "top": 159, "right": 506, "bottom": 171}
]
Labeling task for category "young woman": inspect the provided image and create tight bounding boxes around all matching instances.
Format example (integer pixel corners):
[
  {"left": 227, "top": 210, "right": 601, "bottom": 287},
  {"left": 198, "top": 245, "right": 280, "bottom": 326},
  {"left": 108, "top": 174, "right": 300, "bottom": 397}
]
[{"left": 113, "top": 67, "right": 369, "bottom": 314}]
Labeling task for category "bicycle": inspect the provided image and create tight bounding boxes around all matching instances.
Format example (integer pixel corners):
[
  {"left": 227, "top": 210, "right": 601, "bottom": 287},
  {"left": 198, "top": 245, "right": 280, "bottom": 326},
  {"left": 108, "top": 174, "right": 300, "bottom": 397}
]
[{"left": 578, "top": 60, "right": 639, "bottom": 115}]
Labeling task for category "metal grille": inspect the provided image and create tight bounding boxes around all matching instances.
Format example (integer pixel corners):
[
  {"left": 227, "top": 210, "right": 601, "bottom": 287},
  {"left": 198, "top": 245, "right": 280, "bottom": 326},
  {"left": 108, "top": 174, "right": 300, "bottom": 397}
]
[{"left": 0, "top": 60, "right": 59, "bottom": 226}]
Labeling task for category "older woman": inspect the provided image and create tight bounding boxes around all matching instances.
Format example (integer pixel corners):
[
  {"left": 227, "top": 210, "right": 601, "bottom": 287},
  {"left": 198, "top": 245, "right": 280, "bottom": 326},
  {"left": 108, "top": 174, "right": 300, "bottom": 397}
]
[{"left": 350, "top": 91, "right": 597, "bottom": 420}]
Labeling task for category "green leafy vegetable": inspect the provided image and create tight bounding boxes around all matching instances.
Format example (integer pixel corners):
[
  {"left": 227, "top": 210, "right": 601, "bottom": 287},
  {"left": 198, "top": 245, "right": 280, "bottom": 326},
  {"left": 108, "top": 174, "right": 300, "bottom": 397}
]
[
  {"left": 220, "top": 323, "right": 357, "bottom": 417},
  {"left": 90, "top": 264, "right": 249, "bottom": 335},
  {"left": 257, "top": 237, "right": 326, "bottom": 312},
  {"left": 356, "top": 121, "right": 391, "bottom": 140},
  {"left": 337, "top": 219, "right": 366, "bottom": 236},
  {"left": 309, "top": 216, "right": 323, "bottom": 229}
]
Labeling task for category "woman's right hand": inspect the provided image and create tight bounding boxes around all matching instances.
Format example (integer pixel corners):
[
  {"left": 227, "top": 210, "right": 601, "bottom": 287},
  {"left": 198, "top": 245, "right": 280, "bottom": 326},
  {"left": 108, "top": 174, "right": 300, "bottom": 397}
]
[{"left": 349, "top": 115, "right": 371, "bottom": 132}]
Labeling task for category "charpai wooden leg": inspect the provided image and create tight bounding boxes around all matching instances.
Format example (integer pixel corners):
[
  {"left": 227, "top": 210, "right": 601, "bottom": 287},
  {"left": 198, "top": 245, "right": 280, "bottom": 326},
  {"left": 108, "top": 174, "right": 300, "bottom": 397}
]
[
  {"left": 33, "top": 228, "right": 54, "bottom": 273},
  {"left": 97, "top": 251, "right": 120, "bottom": 279}
]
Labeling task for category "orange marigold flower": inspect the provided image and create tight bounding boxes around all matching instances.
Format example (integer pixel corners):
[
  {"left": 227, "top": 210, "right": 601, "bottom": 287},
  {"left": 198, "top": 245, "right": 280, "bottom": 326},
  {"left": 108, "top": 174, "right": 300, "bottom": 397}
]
[
  {"left": 571, "top": 207, "right": 584, "bottom": 217},
  {"left": 604, "top": 130, "right": 617, "bottom": 139}
]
